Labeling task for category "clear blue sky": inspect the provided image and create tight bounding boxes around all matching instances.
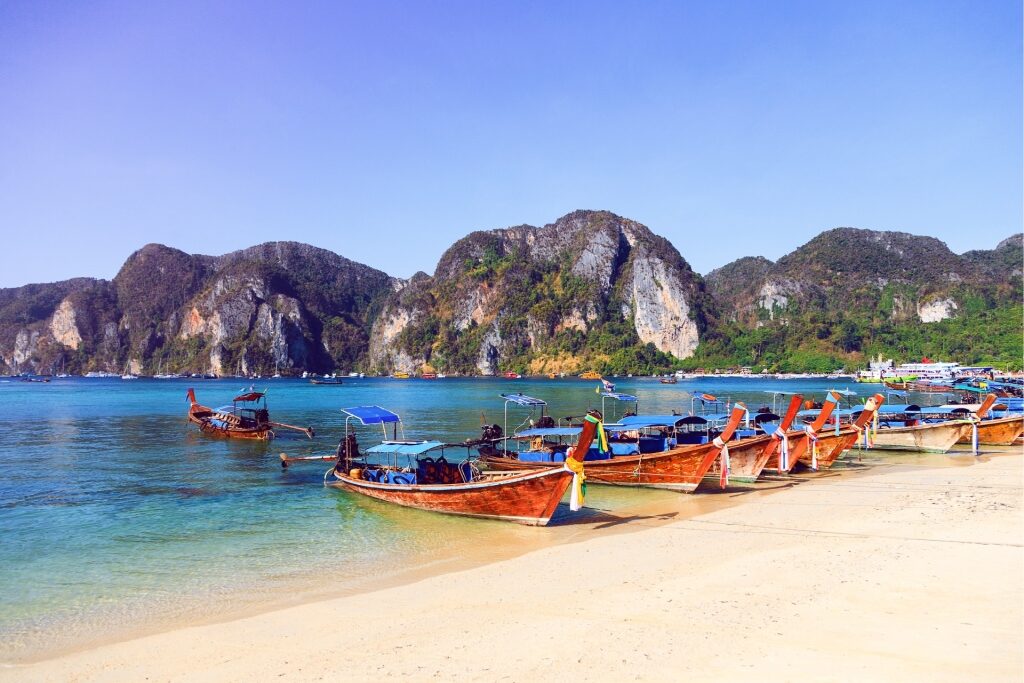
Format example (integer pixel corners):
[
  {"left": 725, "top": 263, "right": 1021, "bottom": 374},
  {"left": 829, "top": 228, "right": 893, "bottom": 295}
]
[{"left": 0, "top": 0, "right": 1020, "bottom": 287}]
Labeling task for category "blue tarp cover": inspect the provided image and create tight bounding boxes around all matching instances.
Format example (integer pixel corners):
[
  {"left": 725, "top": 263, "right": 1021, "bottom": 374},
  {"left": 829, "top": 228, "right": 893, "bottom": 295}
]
[
  {"left": 514, "top": 426, "right": 582, "bottom": 437},
  {"left": 616, "top": 414, "right": 685, "bottom": 428},
  {"left": 341, "top": 406, "right": 401, "bottom": 424},
  {"left": 876, "top": 404, "right": 922, "bottom": 414},
  {"left": 500, "top": 393, "right": 547, "bottom": 406},
  {"left": 610, "top": 413, "right": 684, "bottom": 430},
  {"left": 364, "top": 440, "right": 445, "bottom": 455},
  {"left": 916, "top": 406, "right": 971, "bottom": 415},
  {"left": 601, "top": 392, "right": 638, "bottom": 402}
]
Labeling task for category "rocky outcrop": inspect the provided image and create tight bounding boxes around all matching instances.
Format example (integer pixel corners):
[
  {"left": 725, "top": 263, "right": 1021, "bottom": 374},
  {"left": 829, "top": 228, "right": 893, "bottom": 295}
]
[
  {"left": 624, "top": 248, "right": 699, "bottom": 358},
  {"left": 368, "top": 210, "right": 709, "bottom": 374},
  {"left": 0, "top": 221, "right": 1019, "bottom": 375},
  {"left": 0, "top": 243, "right": 393, "bottom": 375},
  {"left": 917, "top": 298, "right": 958, "bottom": 323},
  {"left": 49, "top": 299, "right": 83, "bottom": 349}
]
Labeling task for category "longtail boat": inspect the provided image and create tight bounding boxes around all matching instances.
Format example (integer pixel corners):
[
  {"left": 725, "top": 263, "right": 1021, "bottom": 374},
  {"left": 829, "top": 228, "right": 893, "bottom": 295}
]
[
  {"left": 481, "top": 405, "right": 747, "bottom": 492},
  {"left": 319, "top": 406, "right": 590, "bottom": 526},
  {"left": 954, "top": 395, "right": 1024, "bottom": 446},
  {"left": 796, "top": 393, "right": 885, "bottom": 470},
  {"left": 867, "top": 400, "right": 978, "bottom": 454},
  {"left": 870, "top": 421, "right": 972, "bottom": 453},
  {"left": 961, "top": 416, "right": 1024, "bottom": 446},
  {"left": 704, "top": 394, "right": 805, "bottom": 484},
  {"left": 186, "top": 388, "right": 314, "bottom": 440},
  {"left": 764, "top": 391, "right": 845, "bottom": 473}
]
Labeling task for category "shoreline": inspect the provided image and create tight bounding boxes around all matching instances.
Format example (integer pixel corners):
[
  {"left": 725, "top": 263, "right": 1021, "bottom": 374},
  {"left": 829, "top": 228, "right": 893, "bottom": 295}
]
[
  {"left": 4, "top": 448, "right": 1021, "bottom": 681},
  {"left": 0, "top": 483, "right": 705, "bottom": 666}
]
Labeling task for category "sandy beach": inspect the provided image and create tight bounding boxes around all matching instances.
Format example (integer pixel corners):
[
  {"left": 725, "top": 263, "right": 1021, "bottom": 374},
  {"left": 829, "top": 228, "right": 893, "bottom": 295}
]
[{"left": 4, "top": 449, "right": 1022, "bottom": 682}]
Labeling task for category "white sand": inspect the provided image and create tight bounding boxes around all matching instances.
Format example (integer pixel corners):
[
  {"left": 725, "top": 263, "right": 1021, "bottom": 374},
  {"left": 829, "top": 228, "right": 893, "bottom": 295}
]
[{"left": 5, "top": 452, "right": 1022, "bottom": 682}]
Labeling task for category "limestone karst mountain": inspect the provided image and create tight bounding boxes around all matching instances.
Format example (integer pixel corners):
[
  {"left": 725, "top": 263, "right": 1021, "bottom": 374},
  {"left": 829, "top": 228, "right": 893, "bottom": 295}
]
[{"left": 0, "top": 217, "right": 1020, "bottom": 375}]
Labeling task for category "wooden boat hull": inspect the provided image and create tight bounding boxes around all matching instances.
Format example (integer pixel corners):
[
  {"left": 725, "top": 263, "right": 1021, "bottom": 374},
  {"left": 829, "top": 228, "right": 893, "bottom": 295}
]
[
  {"left": 186, "top": 392, "right": 274, "bottom": 440},
  {"left": 871, "top": 422, "right": 973, "bottom": 453},
  {"left": 187, "top": 412, "right": 274, "bottom": 440},
  {"left": 796, "top": 427, "right": 863, "bottom": 470},
  {"left": 702, "top": 434, "right": 776, "bottom": 485},
  {"left": 956, "top": 416, "right": 1024, "bottom": 446},
  {"left": 763, "top": 429, "right": 854, "bottom": 472},
  {"left": 326, "top": 468, "right": 573, "bottom": 526},
  {"left": 482, "top": 443, "right": 720, "bottom": 492}
]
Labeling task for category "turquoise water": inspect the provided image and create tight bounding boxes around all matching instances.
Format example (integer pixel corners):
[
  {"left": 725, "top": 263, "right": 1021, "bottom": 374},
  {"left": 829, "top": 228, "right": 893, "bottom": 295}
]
[{"left": 0, "top": 375, "right": 851, "bottom": 659}]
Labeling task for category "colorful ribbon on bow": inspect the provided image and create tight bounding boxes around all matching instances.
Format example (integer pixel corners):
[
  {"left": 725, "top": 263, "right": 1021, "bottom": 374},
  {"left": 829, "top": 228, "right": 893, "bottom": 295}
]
[
  {"left": 585, "top": 413, "right": 609, "bottom": 454},
  {"left": 563, "top": 452, "right": 586, "bottom": 511},
  {"left": 773, "top": 428, "right": 790, "bottom": 471},
  {"left": 713, "top": 436, "right": 730, "bottom": 488},
  {"left": 804, "top": 425, "right": 818, "bottom": 471}
]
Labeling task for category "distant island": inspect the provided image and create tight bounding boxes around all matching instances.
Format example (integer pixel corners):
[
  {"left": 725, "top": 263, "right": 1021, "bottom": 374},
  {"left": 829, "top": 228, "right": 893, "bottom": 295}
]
[{"left": 1, "top": 210, "right": 1020, "bottom": 376}]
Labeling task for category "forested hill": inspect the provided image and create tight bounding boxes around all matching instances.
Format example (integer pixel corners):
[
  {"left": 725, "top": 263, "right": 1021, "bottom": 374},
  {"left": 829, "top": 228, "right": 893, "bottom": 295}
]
[
  {"left": 700, "top": 229, "right": 1022, "bottom": 371},
  {"left": 0, "top": 216, "right": 1020, "bottom": 375}
]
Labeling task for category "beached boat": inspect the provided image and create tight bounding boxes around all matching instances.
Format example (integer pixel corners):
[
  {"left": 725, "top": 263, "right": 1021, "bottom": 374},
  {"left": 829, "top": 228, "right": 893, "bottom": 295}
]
[
  {"left": 186, "top": 388, "right": 314, "bottom": 440},
  {"left": 870, "top": 421, "right": 972, "bottom": 453},
  {"left": 502, "top": 371, "right": 522, "bottom": 379},
  {"left": 795, "top": 393, "right": 886, "bottom": 470},
  {"left": 704, "top": 394, "right": 804, "bottom": 484},
  {"left": 391, "top": 371, "right": 411, "bottom": 379},
  {"left": 764, "top": 391, "right": 849, "bottom": 473},
  {"left": 481, "top": 405, "right": 747, "bottom": 492},
  {"left": 948, "top": 394, "right": 1023, "bottom": 446},
  {"left": 959, "top": 415, "right": 1024, "bottom": 446},
  {"left": 321, "top": 406, "right": 588, "bottom": 525},
  {"left": 579, "top": 371, "right": 601, "bottom": 380}
]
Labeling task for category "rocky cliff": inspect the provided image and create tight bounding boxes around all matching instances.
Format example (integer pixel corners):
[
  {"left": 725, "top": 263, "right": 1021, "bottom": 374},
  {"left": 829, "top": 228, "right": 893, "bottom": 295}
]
[
  {"left": 0, "top": 242, "right": 393, "bottom": 375},
  {"left": 367, "top": 210, "right": 710, "bottom": 375},
  {"left": 1, "top": 219, "right": 1020, "bottom": 375}
]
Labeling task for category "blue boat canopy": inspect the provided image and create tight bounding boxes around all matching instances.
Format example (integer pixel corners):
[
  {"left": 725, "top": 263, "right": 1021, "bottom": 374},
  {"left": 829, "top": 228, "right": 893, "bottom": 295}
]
[
  {"left": 617, "top": 414, "right": 685, "bottom": 427},
  {"left": 606, "top": 417, "right": 681, "bottom": 430},
  {"left": 601, "top": 392, "right": 638, "bottom": 402},
  {"left": 500, "top": 393, "right": 547, "bottom": 407},
  {"left": 514, "top": 426, "right": 582, "bottom": 437},
  {"left": 876, "top": 404, "right": 922, "bottom": 414},
  {"left": 341, "top": 406, "right": 401, "bottom": 424},
  {"left": 796, "top": 407, "right": 861, "bottom": 418},
  {"left": 916, "top": 406, "right": 971, "bottom": 416},
  {"left": 364, "top": 440, "right": 445, "bottom": 455}
]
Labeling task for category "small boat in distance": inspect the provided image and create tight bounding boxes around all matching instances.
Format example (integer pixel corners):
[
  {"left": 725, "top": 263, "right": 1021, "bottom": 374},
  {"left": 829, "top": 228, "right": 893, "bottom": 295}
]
[
  {"left": 659, "top": 376, "right": 677, "bottom": 384},
  {"left": 186, "top": 388, "right": 314, "bottom": 440},
  {"left": 310, "top": 377, "right": 343, "bottom": 385},
  {"left": 579, "top": 371, "right": 602, "bottom": 380},
  {"left": 392, "top": 371, "right": 411, "bottom": 379},
  {"left": 503, "top": 371, "right": 521, "bottom": 379},
  {"left": 420, "top": 372, "right": 437, "bottom": 379}
]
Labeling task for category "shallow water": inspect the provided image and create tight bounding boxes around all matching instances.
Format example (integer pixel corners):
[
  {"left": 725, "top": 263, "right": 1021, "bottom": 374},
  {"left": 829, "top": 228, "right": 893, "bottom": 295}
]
[{"left": 0, "top": 375, "right": 979, "bottom": 660}]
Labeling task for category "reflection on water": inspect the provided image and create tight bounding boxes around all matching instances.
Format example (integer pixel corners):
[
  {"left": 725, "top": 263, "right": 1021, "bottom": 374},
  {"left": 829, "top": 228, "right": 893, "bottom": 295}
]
[{"left": 0, "top": 376, "right": 1006, "bottom": 661}]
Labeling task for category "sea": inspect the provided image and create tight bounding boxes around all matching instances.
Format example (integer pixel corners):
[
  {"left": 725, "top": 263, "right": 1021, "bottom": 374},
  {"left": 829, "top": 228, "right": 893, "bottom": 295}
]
[{"left": 0, "top": 375, "right": 874, "bottom": 660}]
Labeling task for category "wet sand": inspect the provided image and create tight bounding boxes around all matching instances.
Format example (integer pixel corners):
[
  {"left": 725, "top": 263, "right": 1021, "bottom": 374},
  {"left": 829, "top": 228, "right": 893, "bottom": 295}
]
[{"left": 3, "top": 449, "right": 1022, "bottom": 682}]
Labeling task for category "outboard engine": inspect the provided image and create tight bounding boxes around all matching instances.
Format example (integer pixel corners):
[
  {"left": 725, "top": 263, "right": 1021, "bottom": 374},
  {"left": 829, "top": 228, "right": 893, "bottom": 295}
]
[{"left": 481, "top": 423, "right": 503, "bottom": 442}]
